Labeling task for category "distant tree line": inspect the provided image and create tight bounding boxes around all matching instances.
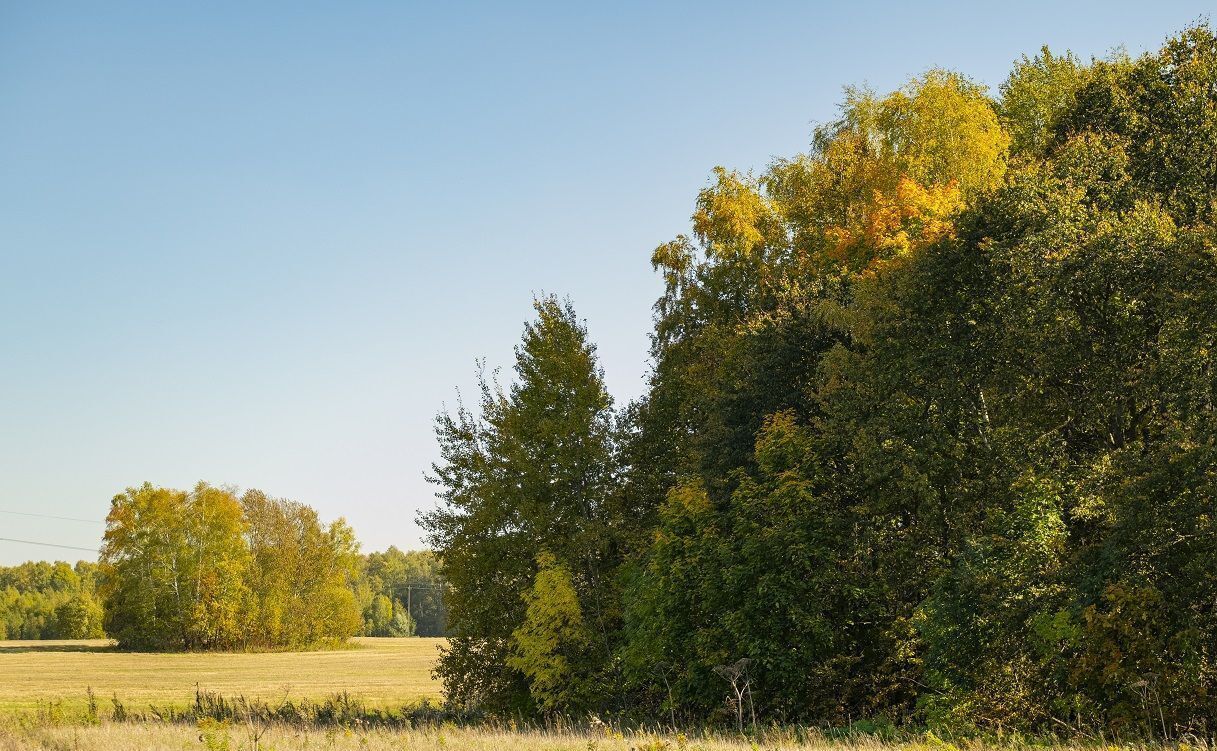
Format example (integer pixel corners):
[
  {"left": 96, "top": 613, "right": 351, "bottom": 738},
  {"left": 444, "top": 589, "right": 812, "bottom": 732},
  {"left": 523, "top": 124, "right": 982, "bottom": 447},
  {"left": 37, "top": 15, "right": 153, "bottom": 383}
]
[
  {"left": 0, "top": 561, "right": 105, "bottom": 639},
  {"left": 357, "top": 547, "right": 447, "bottom": 637},
  {"left": 423, "top": 26, "right": 1217, "bottom": 735}
]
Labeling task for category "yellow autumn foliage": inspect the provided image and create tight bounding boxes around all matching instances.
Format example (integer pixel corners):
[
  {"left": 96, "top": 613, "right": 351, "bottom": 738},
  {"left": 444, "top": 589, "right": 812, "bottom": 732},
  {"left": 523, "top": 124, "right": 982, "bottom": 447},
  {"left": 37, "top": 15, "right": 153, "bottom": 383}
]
[
  {"left": 776, "top": 69, "right": 1007, "bottom": 274},
  {"left": 826, "top": 176, "right": 965, "bottom": 269},
  {"left": 691, "top": 167, "right": 776, "bottom": 259}
]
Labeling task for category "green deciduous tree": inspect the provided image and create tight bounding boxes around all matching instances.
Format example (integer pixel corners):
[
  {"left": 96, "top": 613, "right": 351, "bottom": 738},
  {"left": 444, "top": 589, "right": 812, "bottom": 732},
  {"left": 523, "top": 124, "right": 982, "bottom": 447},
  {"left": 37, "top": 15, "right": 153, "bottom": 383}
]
[
  {"left": 1000, "top": 46, "right": 1089, "bottom": 157},
  {"left": 421, "top": 296, "right": 618, "bottom": 713}
]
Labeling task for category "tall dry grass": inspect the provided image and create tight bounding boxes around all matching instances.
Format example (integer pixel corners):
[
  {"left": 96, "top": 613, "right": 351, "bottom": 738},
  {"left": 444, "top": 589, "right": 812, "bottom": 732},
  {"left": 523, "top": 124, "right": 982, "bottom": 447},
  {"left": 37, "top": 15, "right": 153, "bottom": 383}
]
[{"left": 1, "top": 720, "right": 1208, "bottom": 751}]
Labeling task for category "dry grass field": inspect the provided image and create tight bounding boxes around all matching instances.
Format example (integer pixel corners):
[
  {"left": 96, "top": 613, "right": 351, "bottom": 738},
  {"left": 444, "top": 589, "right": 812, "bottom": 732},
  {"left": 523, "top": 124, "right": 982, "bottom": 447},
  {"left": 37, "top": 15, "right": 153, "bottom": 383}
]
[{"left": 0, "top": 637, "right": 443, "bottom": 712}]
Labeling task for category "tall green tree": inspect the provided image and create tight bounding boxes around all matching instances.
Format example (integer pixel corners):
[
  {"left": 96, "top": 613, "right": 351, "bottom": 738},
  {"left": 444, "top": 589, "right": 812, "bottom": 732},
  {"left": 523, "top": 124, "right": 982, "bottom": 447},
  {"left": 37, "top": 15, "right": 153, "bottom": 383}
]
[{"left": 421, "top": 297, "right": 618, "bottom": 713}]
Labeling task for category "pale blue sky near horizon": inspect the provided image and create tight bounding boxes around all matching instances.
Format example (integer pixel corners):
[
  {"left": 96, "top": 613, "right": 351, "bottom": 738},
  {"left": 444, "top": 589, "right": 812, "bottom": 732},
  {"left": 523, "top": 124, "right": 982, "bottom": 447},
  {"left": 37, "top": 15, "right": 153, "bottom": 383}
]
[{"left": 0, "top": 1, "right": 1210, "bottom": 564}]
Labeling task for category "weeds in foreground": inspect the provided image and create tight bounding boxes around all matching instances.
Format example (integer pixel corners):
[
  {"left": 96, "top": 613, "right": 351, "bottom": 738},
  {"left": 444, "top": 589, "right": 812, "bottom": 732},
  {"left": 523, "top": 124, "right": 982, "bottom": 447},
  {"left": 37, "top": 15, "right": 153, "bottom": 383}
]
[
  {"left": 0, "top": 690, "right": 1213, "bottom": 751},
  {"left": 1, "top": 721, "right": 1214, "bottom": 751}
]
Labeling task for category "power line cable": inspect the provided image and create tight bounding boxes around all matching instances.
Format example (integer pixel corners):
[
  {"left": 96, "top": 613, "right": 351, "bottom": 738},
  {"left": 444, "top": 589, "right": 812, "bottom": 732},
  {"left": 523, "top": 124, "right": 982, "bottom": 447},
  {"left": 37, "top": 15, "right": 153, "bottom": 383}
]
[
  {"left": 0, "top": 537, "right": 99, "bottom": 553},
  {"left": 0, "top": 509, "right": 104, "bottom": 524}
]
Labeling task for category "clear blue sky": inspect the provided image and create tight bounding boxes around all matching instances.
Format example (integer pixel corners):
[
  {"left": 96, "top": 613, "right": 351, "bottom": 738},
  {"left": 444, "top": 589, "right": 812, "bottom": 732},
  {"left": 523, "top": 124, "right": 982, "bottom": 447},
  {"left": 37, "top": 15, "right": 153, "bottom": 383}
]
[{"left": 0, "top": 1, "right": 1209, "bottom": 564}]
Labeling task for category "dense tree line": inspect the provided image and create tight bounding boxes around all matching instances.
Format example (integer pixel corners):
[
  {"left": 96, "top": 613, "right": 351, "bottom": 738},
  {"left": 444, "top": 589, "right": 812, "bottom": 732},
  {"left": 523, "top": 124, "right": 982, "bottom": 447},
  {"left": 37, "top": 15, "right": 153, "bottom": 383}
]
[
  {"left": 0, "top": 561, "right": 105, "bottom": 639},
  {"left": 424, "top": 298, "right": 621, "bottom": 712},
  {"left": 424, "top": 27, "right": 1217, "bottom": 735}
]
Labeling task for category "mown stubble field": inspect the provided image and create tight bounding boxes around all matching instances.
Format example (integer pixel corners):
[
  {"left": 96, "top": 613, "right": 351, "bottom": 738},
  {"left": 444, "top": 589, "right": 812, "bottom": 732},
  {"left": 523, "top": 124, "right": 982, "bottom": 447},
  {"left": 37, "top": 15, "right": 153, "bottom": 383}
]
[{"left": 0, "top": 637, "right": 443, "bottom": 712}]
